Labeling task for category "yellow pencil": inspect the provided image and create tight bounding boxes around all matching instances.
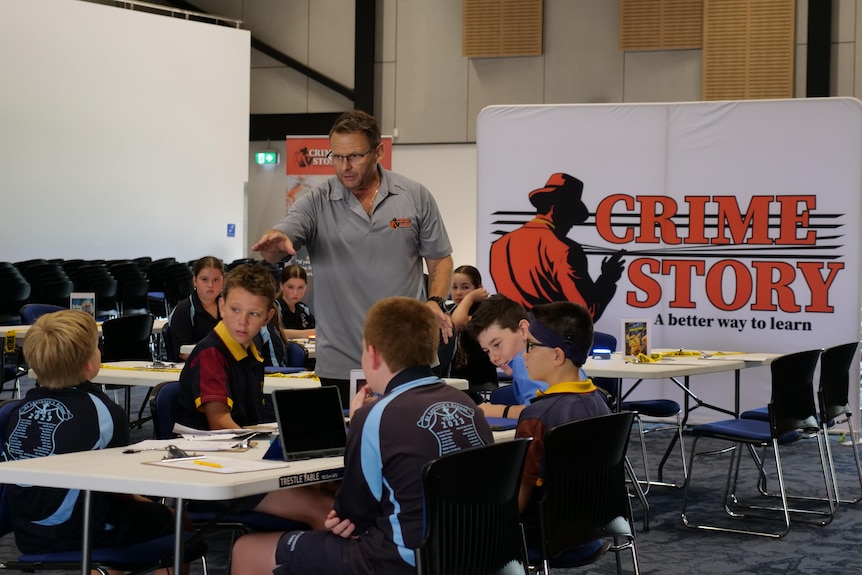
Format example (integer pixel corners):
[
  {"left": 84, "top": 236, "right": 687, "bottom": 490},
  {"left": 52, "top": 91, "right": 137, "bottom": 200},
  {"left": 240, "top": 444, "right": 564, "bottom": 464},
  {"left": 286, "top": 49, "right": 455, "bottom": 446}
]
[{"left": 194, "top": 460, "right": 223, "bottom": 469}]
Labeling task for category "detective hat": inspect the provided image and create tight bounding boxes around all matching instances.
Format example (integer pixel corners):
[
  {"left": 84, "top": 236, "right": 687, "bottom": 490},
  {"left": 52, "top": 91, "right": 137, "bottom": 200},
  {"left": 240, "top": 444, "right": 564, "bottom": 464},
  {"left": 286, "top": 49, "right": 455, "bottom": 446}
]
[{"left": 528, "top": 173, "right": 589, "bottom": 221}]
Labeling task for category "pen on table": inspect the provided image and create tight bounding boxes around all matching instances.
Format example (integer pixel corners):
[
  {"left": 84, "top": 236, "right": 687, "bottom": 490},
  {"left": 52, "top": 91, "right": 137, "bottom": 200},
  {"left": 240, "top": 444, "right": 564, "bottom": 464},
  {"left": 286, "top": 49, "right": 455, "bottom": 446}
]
[{"left": 194, "top": 460, "right": 223, "bottom": 468}]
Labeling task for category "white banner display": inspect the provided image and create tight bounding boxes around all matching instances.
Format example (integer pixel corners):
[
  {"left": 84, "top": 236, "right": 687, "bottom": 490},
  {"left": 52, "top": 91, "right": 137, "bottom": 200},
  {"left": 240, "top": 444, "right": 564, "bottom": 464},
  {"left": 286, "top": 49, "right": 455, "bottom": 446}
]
[{"left": 476, "top": 99, "right": 862, "bottom": 424}]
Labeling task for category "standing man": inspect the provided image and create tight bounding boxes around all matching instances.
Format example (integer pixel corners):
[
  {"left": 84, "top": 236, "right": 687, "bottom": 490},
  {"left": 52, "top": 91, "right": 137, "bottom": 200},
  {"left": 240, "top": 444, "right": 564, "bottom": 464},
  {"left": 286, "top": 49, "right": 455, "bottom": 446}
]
[{"left": 253, "top": 110, "right": 454, "bottom": 404}]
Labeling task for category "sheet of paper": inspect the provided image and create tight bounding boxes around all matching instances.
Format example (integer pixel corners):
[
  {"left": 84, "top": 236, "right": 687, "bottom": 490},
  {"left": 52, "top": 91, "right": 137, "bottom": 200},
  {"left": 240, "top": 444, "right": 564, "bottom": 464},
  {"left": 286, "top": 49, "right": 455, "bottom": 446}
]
[
  {"left": 701, "top": 354, "right": 769, "bottom": 362},
  {"left": 145, "top": 455, "right": 291, "bottom": 473}
]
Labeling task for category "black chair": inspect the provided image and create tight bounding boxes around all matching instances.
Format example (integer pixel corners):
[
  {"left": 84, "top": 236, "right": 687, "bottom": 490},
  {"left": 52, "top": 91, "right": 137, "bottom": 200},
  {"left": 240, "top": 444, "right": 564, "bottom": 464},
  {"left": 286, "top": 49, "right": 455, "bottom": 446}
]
[
  {"left": 110, "top": 262, "right": 150, "bottom": 315},
  {"left": 526, "top": 412, "right": 641, "bottom": 575},
  {"left": 0, "top": 399, "right": 208, "bottom": 575},
  {"left": 101, "top": 314, "right": 155, "bottom": 426},
  {"left": 682, "top": 349, "right": 834, "bottom": 538},
  {"left": 741, "top": 341, "right": 862, "bottom": 505},
  {"left": 76, "top": 264, "right": 119, "bottom": 320},
  {"left": 590, "top": 331, "right": 686, "bottom": 492},
  {"left": 416, "top": 438, "right": 532, "bottom": 575},
  {"left": 0, "top": 274, "right": 31, "bottom": 325},
  {"left": 101, "top": 313, "right": 154, "bottom": 362},
  {"left": 817, "top": 341, "right": 862, "bottom": 504},
  {"left": 146, "top": 257, "right": 177, "bottom": 318},
  {"left": 163, "top": 262, "right": 194, "bottom": 314}
]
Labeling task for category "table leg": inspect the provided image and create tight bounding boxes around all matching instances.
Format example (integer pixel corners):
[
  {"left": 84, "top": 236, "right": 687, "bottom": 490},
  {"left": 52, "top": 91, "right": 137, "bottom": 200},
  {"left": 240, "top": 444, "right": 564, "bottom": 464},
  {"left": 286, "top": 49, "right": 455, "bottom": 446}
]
[
  {"left": 174, "top": 497, "right": 186, "bottom": 575},
  {"left": 81, "top": 490, "right": 93, "bottom": 575}
]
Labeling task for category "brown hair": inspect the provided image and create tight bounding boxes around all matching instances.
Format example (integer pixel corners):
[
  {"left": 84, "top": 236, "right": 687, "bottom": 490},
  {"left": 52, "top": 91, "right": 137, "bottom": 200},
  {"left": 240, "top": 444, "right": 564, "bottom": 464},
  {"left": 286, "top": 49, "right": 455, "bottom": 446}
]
[
  {"left": 467, "top": 294, "right": 527, "bottom": 339},
  {"left": 193, "top": 256, "right": 224, "bottom": 278},
  {"left": 279, "top": 264, "right": 308, "bottom": 284},
  {"left": 453, "top": 265, "right": 482, "bottom": 288},
  {"left": 364, "top": 297, "right": 437, "bottom": 373},
  {"left": 24, "top": 310, "right": 98, "bottom": 389},
  {"left": 330, "top": 110, "right": 381, "bottom": 149},
  {"left": 222, "top": 263, "right": 276, "bottom": 307}
]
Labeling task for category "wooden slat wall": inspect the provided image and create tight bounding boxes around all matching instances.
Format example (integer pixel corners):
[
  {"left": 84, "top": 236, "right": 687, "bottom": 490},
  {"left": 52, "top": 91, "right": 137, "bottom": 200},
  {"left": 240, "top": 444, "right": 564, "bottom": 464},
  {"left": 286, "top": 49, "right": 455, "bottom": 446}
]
[
  {"left": 702, "top": 0, "right": 795, "bottom": 100},
  {"left": 463, "top": 0, "right": 543, "bottom": 57},
  {"left": 620, "top": 0, "right": 703, "bottom": 51}
]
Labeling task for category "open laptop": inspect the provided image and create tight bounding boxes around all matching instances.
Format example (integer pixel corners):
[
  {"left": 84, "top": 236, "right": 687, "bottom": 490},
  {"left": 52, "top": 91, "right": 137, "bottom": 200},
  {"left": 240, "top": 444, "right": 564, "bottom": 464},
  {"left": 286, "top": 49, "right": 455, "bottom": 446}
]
[{"left": 271, "top": 387, "right": 347, "bottom": 461}]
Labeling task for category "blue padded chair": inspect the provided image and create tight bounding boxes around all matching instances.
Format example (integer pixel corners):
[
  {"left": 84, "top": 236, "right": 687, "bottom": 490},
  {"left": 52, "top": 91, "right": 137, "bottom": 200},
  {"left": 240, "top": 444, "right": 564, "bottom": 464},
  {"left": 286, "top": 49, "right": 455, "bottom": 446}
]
[
  {"left": 19, "top": 303, "right": 65, "bottom": 325},
  {"left": 589, "top": 332, "right": 686, "bottom": 493},
  {"left": 0, "top": 399, "right": 208, "bottom": 575},
  {"left": 489, "top": 384, "right": 517, "bottom": 406},
  {"left": 285, "top": 340, "right": 308, "bottom": 368},
  {"left": 681, "top": 349, "right": 834, "bottom": 538}
]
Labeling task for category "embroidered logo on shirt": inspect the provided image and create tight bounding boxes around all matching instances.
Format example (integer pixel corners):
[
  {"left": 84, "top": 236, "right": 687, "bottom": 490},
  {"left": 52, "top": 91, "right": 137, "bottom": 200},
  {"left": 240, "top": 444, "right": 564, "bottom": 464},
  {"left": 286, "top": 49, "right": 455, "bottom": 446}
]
[
  {"left": 390, "top": 218, "right": 412, "bottom": 229},
  {"left": 417, "top": 401, "right": 484, "bottom": 454}
]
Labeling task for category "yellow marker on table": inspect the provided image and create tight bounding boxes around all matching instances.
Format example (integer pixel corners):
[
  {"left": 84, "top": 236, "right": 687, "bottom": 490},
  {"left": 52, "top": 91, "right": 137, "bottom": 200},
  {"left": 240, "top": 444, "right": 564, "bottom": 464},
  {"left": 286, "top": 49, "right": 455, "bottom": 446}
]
[{"left": 194, "top": 460, "right": 223, "bottom": 469}]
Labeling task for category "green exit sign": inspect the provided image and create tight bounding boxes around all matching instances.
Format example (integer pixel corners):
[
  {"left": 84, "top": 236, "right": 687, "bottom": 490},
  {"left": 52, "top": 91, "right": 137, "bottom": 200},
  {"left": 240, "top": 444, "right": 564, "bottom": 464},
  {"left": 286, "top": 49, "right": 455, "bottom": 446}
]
[{"left": 255, "top": 151, "right": 279, "bottom": 165}]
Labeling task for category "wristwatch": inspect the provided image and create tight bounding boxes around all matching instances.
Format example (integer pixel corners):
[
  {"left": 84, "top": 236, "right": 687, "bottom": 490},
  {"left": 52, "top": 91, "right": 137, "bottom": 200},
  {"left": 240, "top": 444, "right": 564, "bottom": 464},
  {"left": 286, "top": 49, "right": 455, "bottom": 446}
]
[{"left": 427, "top": 296, "right": 447, "bottom": 312}]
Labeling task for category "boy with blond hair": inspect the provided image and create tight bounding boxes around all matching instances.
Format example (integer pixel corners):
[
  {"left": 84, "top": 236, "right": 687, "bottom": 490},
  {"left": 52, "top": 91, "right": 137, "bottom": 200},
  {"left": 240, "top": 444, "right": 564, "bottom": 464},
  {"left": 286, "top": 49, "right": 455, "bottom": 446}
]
[
  {"left": 231, "top": 296, "right": 494, "bottom": 575},
  {"left": 2, "top": 310, "right": 174, "bottom": 554}
]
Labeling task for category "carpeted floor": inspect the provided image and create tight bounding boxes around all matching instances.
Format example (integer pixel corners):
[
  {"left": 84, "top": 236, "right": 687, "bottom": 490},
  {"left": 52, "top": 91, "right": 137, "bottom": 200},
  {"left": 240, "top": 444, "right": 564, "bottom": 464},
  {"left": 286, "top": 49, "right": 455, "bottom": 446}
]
[{"left": 3, "top": 381, "right": 862, "bottom": 574}]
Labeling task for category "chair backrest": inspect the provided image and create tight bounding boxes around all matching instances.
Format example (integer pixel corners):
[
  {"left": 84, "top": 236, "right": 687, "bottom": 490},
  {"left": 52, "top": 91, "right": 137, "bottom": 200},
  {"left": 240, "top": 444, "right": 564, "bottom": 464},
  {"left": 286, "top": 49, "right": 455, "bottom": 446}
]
[
  {"left": 416, "top": 438, "right": 531, "bottom": 575},
  {"left": 19, "top": 303, "right": 65, "bottom": 325},
  {"left": 162, "top": 323, "right": 179, "bottom": 363},
  {"left": 768, "top": 348, "right": 822, "bottom": 437},
  {"left": 817, "top": 341, "right": 860, "bottom": 422},
  {"left": 285, "top": 341, "right": 308, "bottom": 368},
  {"left": 537, "top": 411, "right": 636, "bottom": 560},
  {"left": 432, "top": 330, "right": 458, "bottom": 378},
  {"left": 149, "top": 381, "right": 181, "bottom": 439},
  {"left": 101, "top": 314, "right": 154, "bottom": 362},
  {"left": 489, "top": 384, "right": 517, "bottom": 406}
]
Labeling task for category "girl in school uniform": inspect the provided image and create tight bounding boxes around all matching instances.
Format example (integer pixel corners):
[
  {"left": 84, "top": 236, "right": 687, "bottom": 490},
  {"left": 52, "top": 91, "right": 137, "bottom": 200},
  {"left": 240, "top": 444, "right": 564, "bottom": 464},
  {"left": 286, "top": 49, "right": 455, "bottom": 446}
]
[{"left": 275, "top": 264, "right": 316, "bottom": 340}]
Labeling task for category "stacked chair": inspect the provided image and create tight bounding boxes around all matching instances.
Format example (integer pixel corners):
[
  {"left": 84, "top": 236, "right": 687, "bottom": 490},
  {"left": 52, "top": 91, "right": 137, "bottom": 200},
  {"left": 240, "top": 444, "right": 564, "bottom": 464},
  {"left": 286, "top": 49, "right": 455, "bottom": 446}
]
[
  {"left": 109, "top": 260, "right": 150, "bottom": 315},
  {"left": 18, "top": 261, "right": 73, "bottom": 308},
  {"left": 75, "top": 263, "right": 119, "bottom": 321},
  {"left": 146, "top": 257, "right": 177, "bottom": 318}
]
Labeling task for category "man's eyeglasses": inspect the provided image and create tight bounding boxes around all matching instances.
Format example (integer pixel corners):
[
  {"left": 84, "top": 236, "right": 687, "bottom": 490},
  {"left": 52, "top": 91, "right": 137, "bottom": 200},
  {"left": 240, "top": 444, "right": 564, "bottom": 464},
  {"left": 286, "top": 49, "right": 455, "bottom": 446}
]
[
  {"left": 327, "top": 149, "right": 375, "bottom": 165},
  {"left": 526, "top": 340, "right": 552, "bottom": 353}
]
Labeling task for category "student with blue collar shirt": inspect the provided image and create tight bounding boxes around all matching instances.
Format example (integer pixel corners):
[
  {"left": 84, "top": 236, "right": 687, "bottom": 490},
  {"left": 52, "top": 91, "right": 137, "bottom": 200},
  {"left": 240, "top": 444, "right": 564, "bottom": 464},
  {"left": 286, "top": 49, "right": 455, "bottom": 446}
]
[
  {"left": 230, "top": 296, "right": 493, "bottom": 575},
  {"left": 467, "top": 293, "right": 549, "bottom": 419}
]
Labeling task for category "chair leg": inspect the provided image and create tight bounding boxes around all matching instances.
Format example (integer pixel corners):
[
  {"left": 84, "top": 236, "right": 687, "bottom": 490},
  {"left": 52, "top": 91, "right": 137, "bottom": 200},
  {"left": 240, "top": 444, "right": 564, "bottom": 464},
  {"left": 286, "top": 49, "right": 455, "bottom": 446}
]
[
  {"left": 682, "top": 437, "right": 791, "bottom": 538},
  {"left": 624, "top": 456, "right": 649, "bottom": 532}
]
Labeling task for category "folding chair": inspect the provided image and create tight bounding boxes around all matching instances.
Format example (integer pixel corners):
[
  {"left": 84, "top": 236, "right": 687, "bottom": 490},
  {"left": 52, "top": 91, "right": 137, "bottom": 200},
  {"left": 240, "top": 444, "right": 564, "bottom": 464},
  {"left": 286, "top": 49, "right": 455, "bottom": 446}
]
[
  {"left": 416, "top": 438, "right": 532, "bottom": 575},
  {"left": 682, "top": 349, "right": 834, "bottom": 538},
  {"left": 526, "top": 412, "right": 640, "bottom": 575}
]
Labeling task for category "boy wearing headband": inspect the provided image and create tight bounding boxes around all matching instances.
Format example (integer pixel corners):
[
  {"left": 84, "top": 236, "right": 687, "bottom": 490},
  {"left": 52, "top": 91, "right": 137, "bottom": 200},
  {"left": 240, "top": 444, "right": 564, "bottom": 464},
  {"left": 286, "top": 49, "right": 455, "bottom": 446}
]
[
  {"left": 468, "top": 294, "right": 549, "bottom": 419},
  {"left": 515, "top": 301, "right": 610, "bottom": 559}
]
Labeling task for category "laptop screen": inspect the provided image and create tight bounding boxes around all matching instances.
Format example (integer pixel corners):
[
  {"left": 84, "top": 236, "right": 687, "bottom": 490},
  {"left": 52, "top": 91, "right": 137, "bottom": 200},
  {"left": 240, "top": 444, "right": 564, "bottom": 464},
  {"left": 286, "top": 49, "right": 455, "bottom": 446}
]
[{"left": 271, "top": 387, "right": 347, "bottom": 461}]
